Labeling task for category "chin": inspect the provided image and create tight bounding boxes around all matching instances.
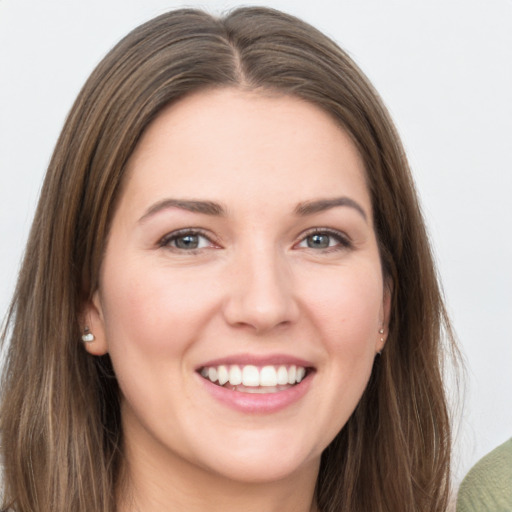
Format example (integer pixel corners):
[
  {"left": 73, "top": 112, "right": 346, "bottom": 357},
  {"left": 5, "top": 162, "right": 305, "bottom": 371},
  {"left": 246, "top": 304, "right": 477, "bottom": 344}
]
[
  {"left": 188, "top": 428, "right": 323, "bottom": 485},
  {"left": 204, "top": 451, "right": 319, "bottom": 485}
]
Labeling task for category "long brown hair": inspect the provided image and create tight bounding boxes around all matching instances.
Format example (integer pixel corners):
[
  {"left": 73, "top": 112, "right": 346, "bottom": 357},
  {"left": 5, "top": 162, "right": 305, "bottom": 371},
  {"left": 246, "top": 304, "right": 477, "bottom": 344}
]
[{"left": 1, "top": 7, "right": 457, "bottom": 511}]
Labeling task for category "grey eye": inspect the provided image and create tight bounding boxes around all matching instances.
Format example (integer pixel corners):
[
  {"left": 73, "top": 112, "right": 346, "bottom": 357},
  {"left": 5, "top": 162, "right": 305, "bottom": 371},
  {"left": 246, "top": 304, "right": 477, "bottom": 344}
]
[
  {"left": 296, "top": 229, "right": 351, "bottom": 251},
  {"left": 174, "top": 234, "right": 200, "bottom": 249},
  {"left": 306, "top": 233, "right": 331, "bottom": 249},
  {"left": 161, "top": 231, "right": 213, "bottom": 251}
]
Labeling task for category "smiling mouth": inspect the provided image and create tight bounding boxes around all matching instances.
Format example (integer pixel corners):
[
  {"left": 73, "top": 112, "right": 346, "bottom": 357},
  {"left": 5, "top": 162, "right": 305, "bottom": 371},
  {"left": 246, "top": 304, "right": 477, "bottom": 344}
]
[{"left": 199, "top": 364, "right": 311, "bottom": 393}]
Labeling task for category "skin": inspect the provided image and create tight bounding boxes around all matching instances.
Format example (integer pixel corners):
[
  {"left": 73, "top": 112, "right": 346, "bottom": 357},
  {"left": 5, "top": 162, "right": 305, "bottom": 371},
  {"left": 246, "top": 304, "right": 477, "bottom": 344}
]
[{"left": 84, "top": 88, "right": 390, "bottom": 512}]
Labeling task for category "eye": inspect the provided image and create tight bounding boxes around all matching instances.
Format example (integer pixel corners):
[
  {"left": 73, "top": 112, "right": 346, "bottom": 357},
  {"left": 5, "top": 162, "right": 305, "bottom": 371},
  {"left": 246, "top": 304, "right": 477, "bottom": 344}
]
[
  {"left": 296, "top": 229, "right": 351, "bottom": 251},
  {"left": 159, "top": 229, "right": 215, "bottom": 251}
]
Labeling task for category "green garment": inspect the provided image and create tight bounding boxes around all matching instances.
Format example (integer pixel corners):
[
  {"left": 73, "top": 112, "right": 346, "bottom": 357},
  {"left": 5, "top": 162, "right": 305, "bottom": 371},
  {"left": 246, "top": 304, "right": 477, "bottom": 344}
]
[{"left": 457, "top": 437, "right": 512, "bottom": 512}]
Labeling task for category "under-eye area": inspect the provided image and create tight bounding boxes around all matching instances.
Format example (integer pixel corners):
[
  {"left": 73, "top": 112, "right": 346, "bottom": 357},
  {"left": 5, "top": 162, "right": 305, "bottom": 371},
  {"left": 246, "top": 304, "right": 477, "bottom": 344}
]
[{"left": 199, "top": 364, "right": 314, "bottom": 393}]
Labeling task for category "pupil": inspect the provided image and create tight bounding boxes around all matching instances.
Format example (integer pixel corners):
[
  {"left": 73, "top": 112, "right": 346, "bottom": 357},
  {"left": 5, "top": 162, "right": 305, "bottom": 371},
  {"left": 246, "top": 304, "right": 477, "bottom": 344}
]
[
  {"left": 176, "top": 234, "right": 199, "bottom": 249},
  {"left": 308, "top": 234, "right": 329, "bottom": 248}
]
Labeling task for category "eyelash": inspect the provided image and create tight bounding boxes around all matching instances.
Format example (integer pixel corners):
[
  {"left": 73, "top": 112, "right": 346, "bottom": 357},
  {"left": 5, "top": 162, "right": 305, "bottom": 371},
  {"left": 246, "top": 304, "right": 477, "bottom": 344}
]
[
  {"left": 158, "top": 227, "right": 352, "bottom": 253},
  {"left": 158, "top": 228, "right": 217, "bottom": 253},
  {"left": 295, "top": 228, "right": 352, "bottom": 252}
]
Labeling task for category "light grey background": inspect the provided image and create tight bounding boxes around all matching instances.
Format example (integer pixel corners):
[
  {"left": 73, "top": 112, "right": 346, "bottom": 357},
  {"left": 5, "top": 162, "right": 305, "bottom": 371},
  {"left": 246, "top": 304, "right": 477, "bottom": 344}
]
[{"left": 1, "top": 0, "right": 511, "bottom": 483}]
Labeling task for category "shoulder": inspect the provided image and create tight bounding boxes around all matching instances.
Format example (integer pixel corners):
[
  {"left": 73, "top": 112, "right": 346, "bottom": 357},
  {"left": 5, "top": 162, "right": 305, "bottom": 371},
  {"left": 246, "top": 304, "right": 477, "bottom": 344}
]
[{"left": 456, "top": 437, "right": 512, "bottom": 512}]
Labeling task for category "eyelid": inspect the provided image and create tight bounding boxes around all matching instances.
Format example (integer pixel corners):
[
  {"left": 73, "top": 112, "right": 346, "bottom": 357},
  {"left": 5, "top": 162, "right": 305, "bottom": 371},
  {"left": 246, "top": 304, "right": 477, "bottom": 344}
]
[
  {"left": 157, "top": 227, "right": 352, "bottom": 252},
  {"left": 158, "top": 228, "right": 220, "bottom": 250},
  {"left": 294, "top": 227, "right": 353, "bottom": 250}
]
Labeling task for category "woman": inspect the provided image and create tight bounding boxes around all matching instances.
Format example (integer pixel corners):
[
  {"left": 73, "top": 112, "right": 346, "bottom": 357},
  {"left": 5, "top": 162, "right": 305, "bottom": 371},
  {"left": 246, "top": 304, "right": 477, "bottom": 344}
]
[{"left": 0, "top": 7, "right": 457, "bottom": 512}]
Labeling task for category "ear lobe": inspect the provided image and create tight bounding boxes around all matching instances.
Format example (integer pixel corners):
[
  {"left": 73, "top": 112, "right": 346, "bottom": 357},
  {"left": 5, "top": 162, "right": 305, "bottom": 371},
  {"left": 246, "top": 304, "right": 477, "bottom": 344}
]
[{"left": 81, "top": 291, "right": 109, "bottom": 356}]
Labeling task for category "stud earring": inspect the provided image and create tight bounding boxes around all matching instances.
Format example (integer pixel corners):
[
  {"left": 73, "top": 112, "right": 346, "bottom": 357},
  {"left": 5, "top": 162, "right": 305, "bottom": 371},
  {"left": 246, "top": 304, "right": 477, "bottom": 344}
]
[
  {"left": 82, "top": 326, "right": 95, "bottom": 343},
  {"left": 379, "top": 328, "right": 385, "bottom": 343}
]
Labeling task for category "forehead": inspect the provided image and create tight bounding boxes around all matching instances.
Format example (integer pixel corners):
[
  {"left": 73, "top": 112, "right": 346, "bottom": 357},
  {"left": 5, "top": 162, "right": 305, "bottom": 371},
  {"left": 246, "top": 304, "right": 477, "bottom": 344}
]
[{"left": 121, "top": 87, "right": 370, "bottom": 216}]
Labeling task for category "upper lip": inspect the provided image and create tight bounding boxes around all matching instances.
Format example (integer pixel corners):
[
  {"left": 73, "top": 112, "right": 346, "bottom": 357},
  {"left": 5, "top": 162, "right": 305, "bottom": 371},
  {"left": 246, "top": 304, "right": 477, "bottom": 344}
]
[{"left": 196, "top": 353, "right": 315, "bottom": 370}]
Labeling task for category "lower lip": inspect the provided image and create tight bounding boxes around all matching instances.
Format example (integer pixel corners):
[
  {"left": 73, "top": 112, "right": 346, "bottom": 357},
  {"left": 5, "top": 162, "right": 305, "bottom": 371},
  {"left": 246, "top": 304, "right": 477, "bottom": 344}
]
[{"left": 198, "top": 373, "right": 313, "bottom": 414}]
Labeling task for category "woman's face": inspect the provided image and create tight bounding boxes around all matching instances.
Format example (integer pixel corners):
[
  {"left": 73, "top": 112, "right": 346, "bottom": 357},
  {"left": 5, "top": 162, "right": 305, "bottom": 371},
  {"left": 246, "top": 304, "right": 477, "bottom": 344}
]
[{"left": 86, "top": 88, "right": 390, "bottom": 484}]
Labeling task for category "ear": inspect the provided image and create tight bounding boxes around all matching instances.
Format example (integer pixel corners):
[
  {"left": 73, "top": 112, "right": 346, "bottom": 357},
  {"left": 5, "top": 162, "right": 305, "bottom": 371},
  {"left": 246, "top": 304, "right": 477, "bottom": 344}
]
[
  {"left": 377, "top": 277, "right": 393, "bottom": 353},
  {"left": 80, "top": 291, "right": 109, "bottom": 356}
]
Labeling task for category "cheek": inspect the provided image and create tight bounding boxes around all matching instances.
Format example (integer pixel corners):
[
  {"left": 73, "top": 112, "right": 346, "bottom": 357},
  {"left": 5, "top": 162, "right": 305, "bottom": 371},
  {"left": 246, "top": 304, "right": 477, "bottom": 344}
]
[
  {"left": 301, "top": 264, "right": 383, "bottom": 352},
  {"left": 99, "top": 258, "right": 219, "bottom": 357}
]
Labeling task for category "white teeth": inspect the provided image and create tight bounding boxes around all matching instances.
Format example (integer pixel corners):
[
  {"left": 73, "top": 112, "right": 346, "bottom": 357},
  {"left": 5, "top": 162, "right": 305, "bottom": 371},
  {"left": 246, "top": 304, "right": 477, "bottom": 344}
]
[
  {"left": 260, "top": 366, "right": 277, "bottom": 386},
  {"left": 229, "top": 365, "right": 242, "bottom": 386},
  {"left": 208, "top": 367, "right": 217, "bottom": 383},
  {"left": 200, "top": 364, "right": 308, "bottom": 387},
  {"left": 242, "top": 365, "right": 260, "bottom": 386},
  {"left": 217, "top": 365, "right": 229, "bottom": 386},
  {"left": 276, "top": 365, "right": 288, "bottom": 385},
  {"left": 287, "top": 365, "right": 296, "bottom": 384}
]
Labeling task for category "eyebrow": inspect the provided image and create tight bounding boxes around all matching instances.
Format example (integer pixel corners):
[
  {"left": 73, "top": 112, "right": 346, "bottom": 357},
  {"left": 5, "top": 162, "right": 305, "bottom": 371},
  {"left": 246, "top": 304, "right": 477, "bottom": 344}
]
[
  {"left": 138, "top": 199, "right": 226, "bottom": 222},
  {"left": 294, "top": 197, "right": 368, "bottom": 221},
  {"left": 138, "top": 196, "right": 367, "bottom": 223}
]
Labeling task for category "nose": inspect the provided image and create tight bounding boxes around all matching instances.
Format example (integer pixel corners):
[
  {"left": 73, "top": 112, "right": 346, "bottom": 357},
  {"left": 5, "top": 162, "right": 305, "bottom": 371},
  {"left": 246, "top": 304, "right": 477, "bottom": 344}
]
[{"left": 222, "top": 245, "right": 300, "bottom": 334}]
